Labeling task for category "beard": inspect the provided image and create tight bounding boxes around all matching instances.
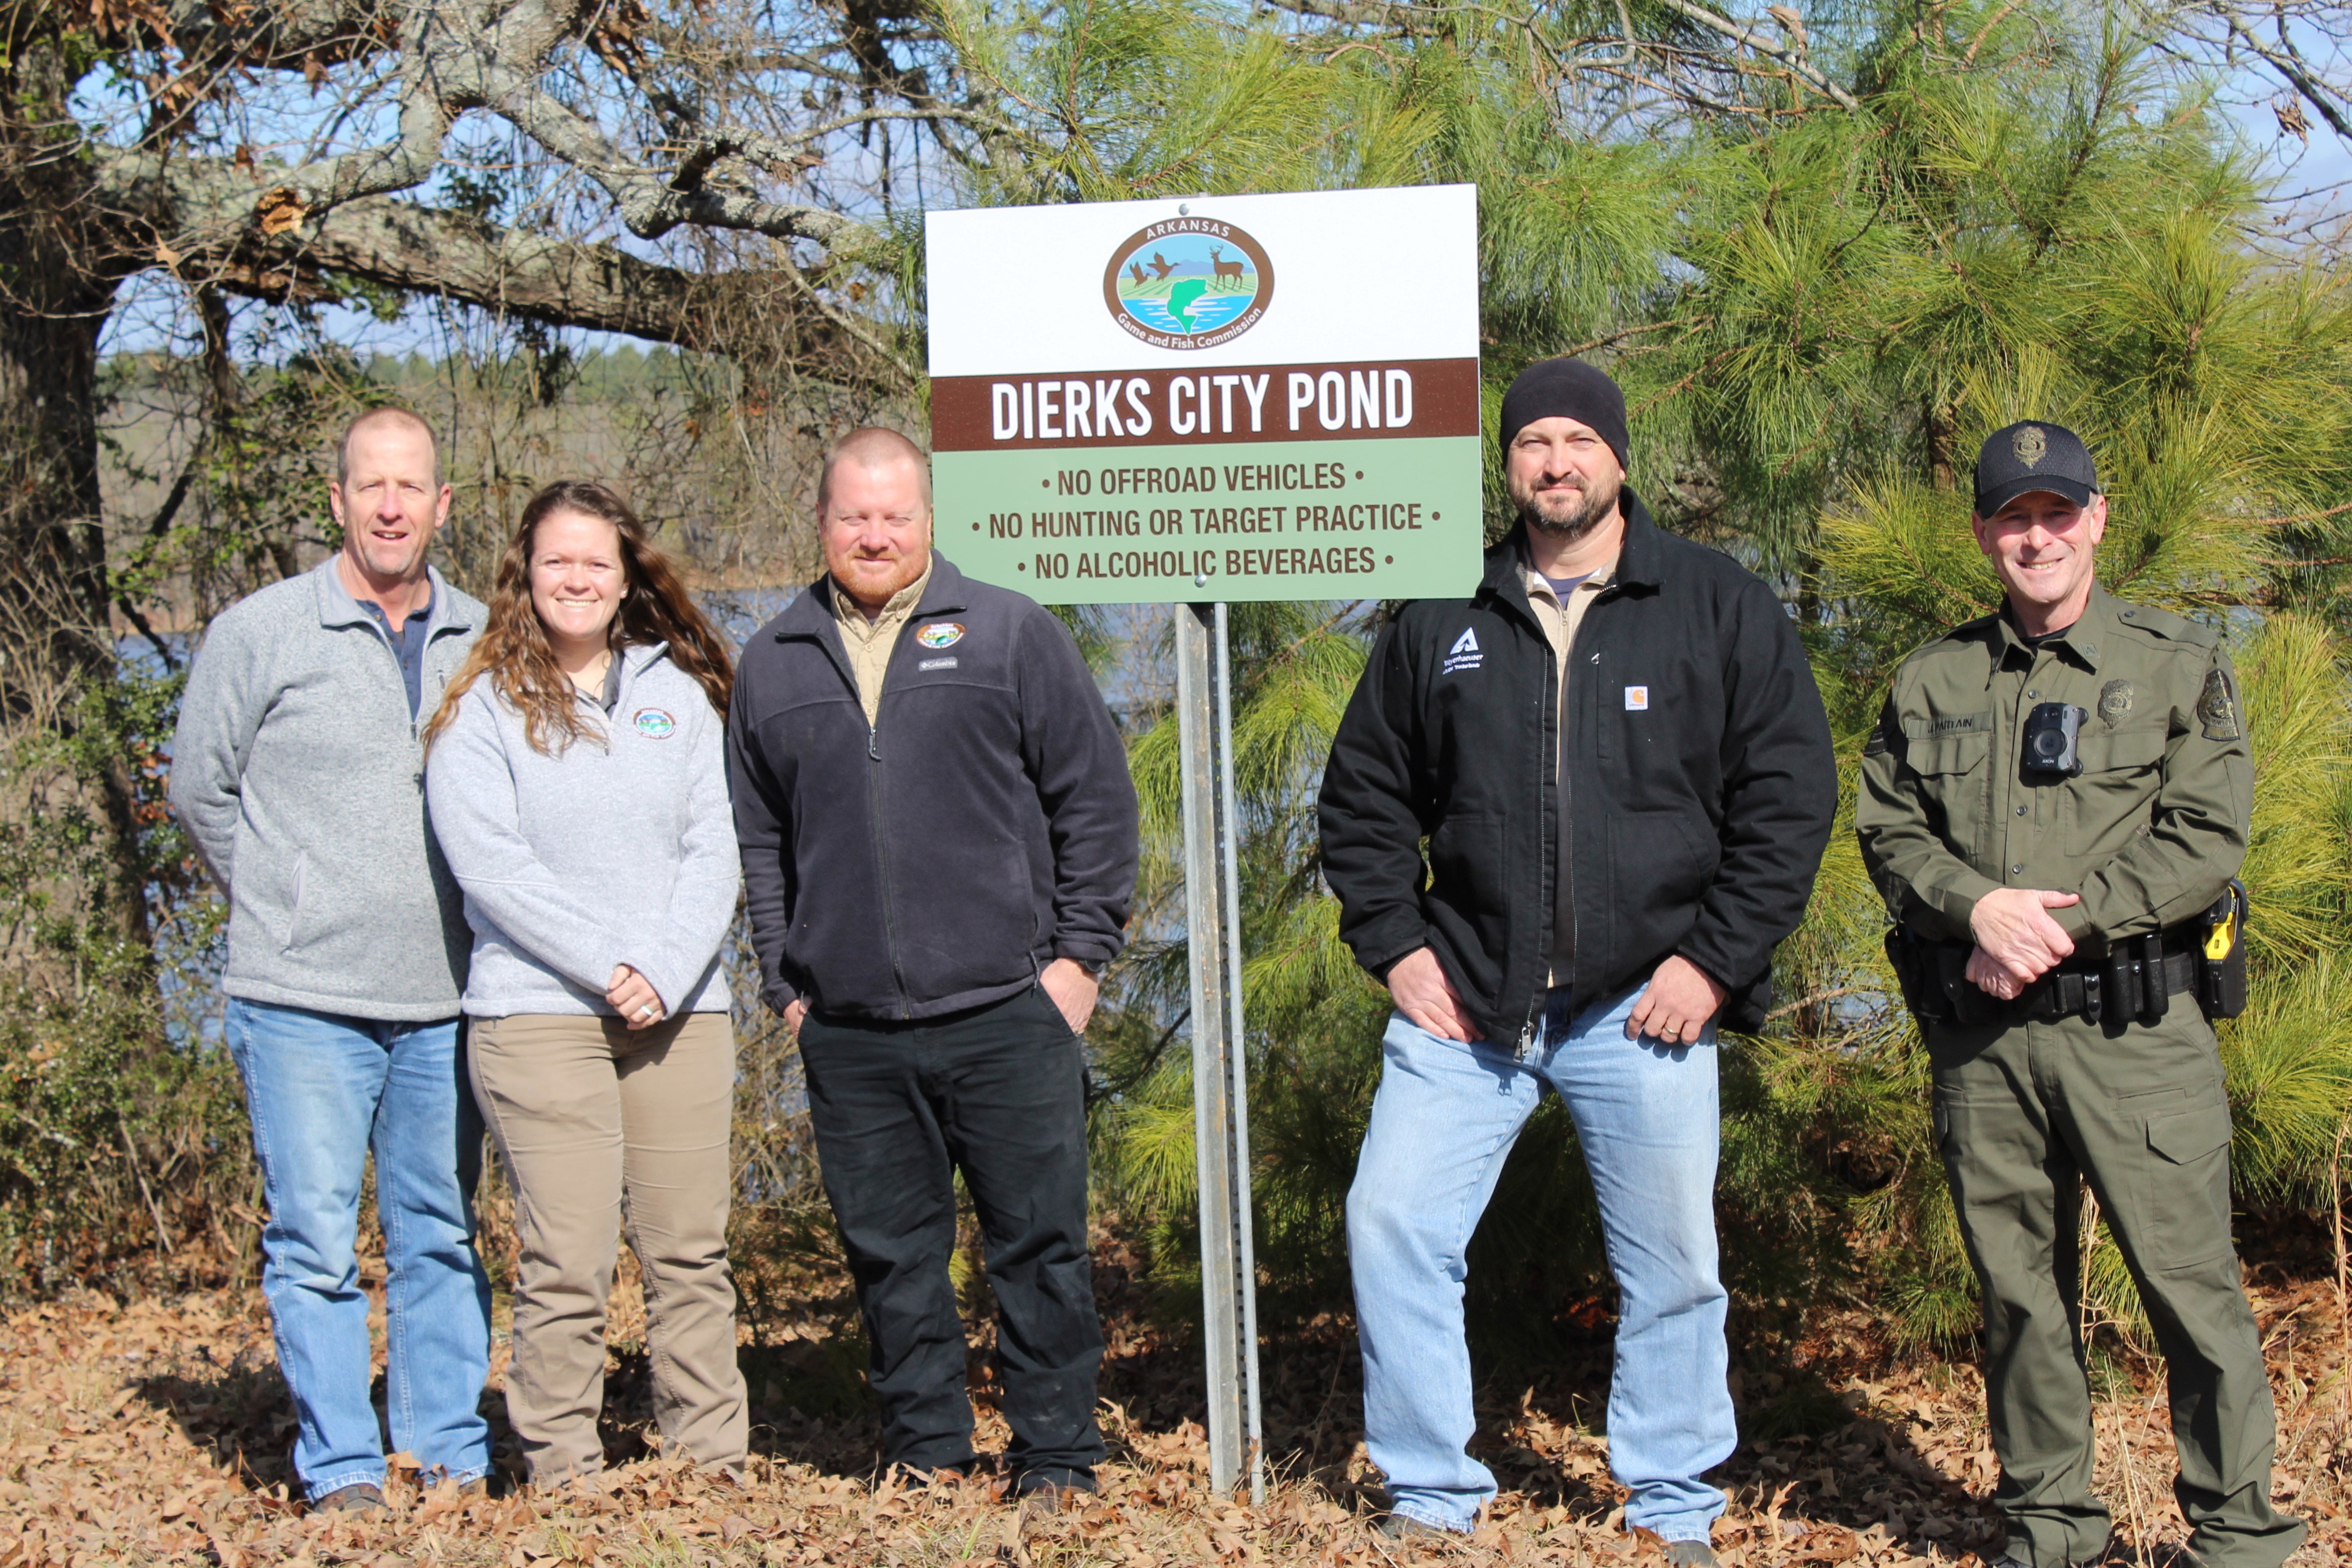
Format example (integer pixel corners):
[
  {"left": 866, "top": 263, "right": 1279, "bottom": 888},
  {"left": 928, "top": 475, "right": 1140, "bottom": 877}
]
[{"left": 1513, "top": 469, "right": 1622, "bottom": 542}]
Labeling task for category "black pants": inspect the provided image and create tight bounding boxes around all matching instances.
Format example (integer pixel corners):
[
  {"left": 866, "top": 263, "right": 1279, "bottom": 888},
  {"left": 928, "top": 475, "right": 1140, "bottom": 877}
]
[{"left": 799, "top": 985, "right": 1105, "bottom": 1483}]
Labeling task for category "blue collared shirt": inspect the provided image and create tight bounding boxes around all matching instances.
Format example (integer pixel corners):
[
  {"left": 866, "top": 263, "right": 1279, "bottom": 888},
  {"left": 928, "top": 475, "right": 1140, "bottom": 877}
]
[{"left": 358, "top": 583, "right": 437, "bottom": 719}]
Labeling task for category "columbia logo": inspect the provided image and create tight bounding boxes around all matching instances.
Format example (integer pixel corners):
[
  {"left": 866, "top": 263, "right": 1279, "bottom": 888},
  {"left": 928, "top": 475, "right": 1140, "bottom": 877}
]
[{"left": 1442, "top": 626, "right": 1484, "bottom": 675}]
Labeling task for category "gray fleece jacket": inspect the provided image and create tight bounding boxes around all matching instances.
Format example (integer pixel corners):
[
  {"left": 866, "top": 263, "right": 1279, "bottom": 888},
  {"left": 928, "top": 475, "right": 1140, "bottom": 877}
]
[
  {"left": 169, "top": 557, "right": 485, "bottom": 1021},
  {"left": 423, "top": 644, "right": 737, "bottom": 1018}
]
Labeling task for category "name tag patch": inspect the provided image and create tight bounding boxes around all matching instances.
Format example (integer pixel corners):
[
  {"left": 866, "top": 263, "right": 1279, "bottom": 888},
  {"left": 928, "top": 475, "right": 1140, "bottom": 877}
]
[{"left": 1624, "top": 686, "right": 1649, "bottom": 711}]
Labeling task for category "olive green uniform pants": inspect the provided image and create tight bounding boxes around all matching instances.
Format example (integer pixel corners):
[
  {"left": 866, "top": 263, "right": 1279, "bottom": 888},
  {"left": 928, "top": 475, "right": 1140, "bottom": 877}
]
[{"left": 1930, "top": 1007, "right": 2303, "bottom": 1568}]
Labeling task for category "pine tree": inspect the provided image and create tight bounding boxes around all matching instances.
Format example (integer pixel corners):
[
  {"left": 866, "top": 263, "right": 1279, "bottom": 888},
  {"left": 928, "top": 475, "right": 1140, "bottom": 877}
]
[{"left": 927, "top": 0, "right": 2352, "bottom": 1381}]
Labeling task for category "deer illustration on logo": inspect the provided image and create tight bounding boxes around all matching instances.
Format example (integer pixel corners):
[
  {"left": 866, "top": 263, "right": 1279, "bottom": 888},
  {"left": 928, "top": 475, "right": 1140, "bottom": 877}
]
[{"left": 1210, "top": 247, "right": 1247, "bottom": 289}]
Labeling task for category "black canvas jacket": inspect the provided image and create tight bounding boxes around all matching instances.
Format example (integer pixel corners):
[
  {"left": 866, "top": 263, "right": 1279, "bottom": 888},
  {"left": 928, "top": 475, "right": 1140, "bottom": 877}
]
[
  {"left": 727, "top": 553, "right": 1140, "bottom": 1022},
  {"left": 1317, "top": 498, "right": 1836, "bottom": 1043}
]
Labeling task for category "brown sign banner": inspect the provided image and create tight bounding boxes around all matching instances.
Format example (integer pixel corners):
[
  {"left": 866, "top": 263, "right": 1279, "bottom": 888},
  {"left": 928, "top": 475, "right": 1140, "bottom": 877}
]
[{"left": 931, "top": 357, "right": 1480, "bottom": 453}]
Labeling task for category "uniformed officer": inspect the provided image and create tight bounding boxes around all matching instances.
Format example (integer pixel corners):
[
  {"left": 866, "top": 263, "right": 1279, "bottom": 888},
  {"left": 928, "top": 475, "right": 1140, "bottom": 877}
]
[{"left": 1855, "top": 422, "right": 2303, "bottom": 1568}]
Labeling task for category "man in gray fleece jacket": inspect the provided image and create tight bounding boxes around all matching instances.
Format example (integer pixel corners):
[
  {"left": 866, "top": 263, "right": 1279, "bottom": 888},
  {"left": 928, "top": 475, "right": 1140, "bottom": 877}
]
[{"left": 168, "top": 408, "right": 494, "bottom": 1513}]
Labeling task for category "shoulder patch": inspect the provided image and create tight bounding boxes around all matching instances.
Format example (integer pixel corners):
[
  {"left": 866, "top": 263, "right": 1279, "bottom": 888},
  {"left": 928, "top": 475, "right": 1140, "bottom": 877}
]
[{"left": 2197, "top": 666, "right": 2241, "bottom": 741}]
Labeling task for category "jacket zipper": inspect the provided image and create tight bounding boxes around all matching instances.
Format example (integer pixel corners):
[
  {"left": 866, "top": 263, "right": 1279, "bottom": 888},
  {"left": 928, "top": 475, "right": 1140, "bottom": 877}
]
[
  {"left": 1519, "top": 635, "right": 1556, "bottom": 1061},
  {"left": 1523, "top": 585, "right": 1615, "bottom": 1056},
  {"left": 865, "top": 714, "right": 913, "bottom": 1019}
]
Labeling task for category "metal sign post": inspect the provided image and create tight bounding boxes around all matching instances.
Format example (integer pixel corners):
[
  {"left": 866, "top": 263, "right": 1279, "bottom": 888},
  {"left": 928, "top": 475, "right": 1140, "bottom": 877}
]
[{"left": 1173, "top": 600, "right": 1264, "bottom": 1503}]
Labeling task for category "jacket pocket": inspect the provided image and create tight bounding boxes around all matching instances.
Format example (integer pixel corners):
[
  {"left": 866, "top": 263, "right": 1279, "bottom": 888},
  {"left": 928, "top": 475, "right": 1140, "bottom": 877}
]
[
  {"left": 1605, "top": 809, "right": 1714, "bottom": 981},
  {"left": 1423, "top": 813, "right": 1506, "bottom": 1008},
  {"left": 896, "top": 836, "right": 1037, "bottom": 996},
  {"left": 281, "top": 852, "right": 310, "bottom": 955}
]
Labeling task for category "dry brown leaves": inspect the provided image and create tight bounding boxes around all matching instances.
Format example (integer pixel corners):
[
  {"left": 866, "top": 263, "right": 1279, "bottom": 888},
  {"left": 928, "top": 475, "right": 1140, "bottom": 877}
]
[{"left": 0, "top": 1268, "right": 2342, "bottom": 1566}]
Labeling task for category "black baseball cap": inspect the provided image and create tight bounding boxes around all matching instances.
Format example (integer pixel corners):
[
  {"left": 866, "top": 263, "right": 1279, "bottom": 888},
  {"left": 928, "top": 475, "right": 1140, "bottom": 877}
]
[{"left": 1973, "top": 421, "right": 2099, "bottom": 515}]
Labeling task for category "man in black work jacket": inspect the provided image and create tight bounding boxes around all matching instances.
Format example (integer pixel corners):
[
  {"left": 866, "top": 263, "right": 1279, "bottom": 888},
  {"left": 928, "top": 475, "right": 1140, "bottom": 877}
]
[
  {"left": 1319, "top": 360, "right": 1835, "bottom": 1561},
  {"left": 727, "top": 427, "right": 1139, "bottom": 1504}
]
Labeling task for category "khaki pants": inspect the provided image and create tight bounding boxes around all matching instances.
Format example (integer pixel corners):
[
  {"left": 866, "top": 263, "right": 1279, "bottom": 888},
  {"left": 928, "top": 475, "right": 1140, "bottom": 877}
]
[
  {"left": 1931, "top": 1008, "right": 2304, "bottom": 1568},
  {"left": 469, "top": 1012, "right": 748, "bottom": 1483}
]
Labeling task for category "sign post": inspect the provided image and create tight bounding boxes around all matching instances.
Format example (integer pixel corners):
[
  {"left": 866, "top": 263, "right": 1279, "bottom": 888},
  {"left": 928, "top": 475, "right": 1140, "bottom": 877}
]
[
  {"left": 1173, "top": 599, "right": 1263, "bottom": 1499},
  {"left": 925, "top": 185, "right": 1481, "bottom": 1501}
]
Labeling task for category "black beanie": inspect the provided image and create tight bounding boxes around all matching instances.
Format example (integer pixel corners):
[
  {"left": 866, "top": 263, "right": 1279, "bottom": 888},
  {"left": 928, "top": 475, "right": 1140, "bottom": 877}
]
[{"left": 1499, "top": 358, "right": 1629, "bottom": 471}]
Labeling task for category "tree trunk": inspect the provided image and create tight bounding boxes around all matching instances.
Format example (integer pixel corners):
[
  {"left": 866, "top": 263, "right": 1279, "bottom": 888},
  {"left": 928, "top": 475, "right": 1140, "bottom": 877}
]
[{"left": 0, "top": 199, "right": 150, "bottom": 948}]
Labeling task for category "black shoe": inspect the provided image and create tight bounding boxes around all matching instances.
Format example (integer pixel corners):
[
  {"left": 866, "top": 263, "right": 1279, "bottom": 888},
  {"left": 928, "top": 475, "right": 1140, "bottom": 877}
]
[
  {"left": 1374, "top": 1512, "right": 1458, "bottom": 1540},
  {"left": 311, "top": 1482, "right": 387, "bottom": 1514}
]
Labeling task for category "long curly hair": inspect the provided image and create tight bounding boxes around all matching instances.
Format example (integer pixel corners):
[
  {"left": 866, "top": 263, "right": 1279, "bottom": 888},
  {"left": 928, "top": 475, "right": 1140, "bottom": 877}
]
[{"left": 423, "top": 481, "right": 734, "bottom": 756}]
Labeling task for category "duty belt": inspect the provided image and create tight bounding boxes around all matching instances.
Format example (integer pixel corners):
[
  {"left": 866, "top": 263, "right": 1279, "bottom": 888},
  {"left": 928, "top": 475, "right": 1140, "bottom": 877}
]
[{"left": 1898, "top": 925, "right": 2202, "bottom": 1028}]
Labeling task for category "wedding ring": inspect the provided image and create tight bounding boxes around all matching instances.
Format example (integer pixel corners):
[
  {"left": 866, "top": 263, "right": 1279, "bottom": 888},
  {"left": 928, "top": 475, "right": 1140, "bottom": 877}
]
[{"left": 638, "top": 1004, "right": 656, "bottom": 1019}]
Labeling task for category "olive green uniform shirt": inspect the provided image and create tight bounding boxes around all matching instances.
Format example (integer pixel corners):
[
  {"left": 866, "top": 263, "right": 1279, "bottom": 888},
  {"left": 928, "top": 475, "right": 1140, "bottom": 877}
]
[{"left": 1854, "top": 583, "right": 2251, "bottom": 950}]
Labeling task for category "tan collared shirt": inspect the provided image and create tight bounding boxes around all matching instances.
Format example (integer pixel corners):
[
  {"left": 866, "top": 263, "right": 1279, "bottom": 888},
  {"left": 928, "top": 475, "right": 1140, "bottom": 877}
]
[
  {"left": 1525, "top": 555, "right": 1615, "bottom": 682},
  {"left": 1526, "top": 552, "right": 1617, "bottom": 985},
  {"left": 829, "top": 559, "right": 935, "bottom": 726}
]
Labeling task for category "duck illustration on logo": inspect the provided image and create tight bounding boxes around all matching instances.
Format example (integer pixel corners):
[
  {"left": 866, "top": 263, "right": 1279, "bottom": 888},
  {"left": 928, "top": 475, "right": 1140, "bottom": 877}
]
[{"left": 1102, "top": 217, "right": 1275, "bottom": 351}]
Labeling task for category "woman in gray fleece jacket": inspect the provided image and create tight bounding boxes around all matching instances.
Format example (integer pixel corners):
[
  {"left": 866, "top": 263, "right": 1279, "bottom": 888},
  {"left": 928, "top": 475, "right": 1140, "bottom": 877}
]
[{"left": 423, "top": 480, "right": 746, "bottom": 1486}]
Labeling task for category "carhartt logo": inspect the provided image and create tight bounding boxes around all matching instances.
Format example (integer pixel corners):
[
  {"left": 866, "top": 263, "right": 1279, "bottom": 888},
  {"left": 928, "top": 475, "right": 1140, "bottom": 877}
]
[
  {"left": 1624, "top": 686, "right": 1649, "bottom": 711},
  {"left": 1442, "top": 626, "right": 1484, "bottom": 675}
]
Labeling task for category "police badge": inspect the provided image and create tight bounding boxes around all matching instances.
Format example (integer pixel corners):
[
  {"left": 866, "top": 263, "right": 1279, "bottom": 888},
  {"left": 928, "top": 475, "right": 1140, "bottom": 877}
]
[
  {"left": 2197, "top": 666, "right": 2242, "bottom": 741},
  {"left": 2012, "top": 424, "right": 2048, "bottom": 467},
  {"left": 2098, "top": 679, "right": 2133, "bottom": 728}
]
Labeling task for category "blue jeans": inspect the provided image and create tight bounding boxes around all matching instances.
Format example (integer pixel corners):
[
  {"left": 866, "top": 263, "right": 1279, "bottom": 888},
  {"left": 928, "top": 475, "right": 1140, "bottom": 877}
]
[
  {"left": 1346, "top": 984, "right": 1734, "bottom": 1539},
  {"left": 226, "top": 1001, "right": 494, "bottom": 1499}
]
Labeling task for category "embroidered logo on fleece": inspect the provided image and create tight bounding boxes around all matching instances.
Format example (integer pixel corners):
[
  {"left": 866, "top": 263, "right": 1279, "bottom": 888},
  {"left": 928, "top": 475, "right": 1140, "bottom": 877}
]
[
  {"left": 916, "top": 621, "right": 966, "bottom": 650},
  {"left": 633, "top": 708, "right": 676, "bottom": 739}
]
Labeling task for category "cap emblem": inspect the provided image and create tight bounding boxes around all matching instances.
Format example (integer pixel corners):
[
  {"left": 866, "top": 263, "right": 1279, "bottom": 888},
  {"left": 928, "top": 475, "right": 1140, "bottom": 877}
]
[{"left": 2012, "top": 425, "right": 2048, "bottom": 467}]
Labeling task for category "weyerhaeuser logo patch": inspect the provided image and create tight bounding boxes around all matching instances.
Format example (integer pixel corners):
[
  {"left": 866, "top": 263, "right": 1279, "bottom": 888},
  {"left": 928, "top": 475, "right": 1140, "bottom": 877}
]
[{"left": 1102, "top": 217, "right": 1274, "bottom": 351}]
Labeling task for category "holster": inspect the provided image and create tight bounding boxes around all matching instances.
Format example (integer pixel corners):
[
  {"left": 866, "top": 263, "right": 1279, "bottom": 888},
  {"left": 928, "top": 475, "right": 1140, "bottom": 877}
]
[
  {"left": 2195, "top": 879, "right": 2249, "bottom": 1020},
  {"left": 1884, "top": 925, "right": 1952, "bottom": 1021}
]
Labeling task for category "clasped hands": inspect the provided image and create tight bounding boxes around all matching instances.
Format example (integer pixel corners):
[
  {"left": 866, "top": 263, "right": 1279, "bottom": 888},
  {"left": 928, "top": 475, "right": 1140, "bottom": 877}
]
[
  {"left": 1963, "top": 886, "right": 2082, "bottom": 1000},
  {"left": 1386, "top": 946, "right": 1727, "bottom": 1046},
  {"left": 608, "top": 964, "right": 665, "bottom": 1030}
]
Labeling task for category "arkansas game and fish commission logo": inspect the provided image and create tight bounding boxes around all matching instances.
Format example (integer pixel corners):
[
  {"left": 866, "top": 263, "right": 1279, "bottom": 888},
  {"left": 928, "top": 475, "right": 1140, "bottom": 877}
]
[{"left": 1101, "top": 216, "right": 1275, "bottom": 351}]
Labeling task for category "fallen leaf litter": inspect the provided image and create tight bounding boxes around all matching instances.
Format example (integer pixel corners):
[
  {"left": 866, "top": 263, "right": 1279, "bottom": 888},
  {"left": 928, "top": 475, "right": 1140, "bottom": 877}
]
[{"left": 0, "top": 1264, "right": 2341, "bottom": 1564}]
